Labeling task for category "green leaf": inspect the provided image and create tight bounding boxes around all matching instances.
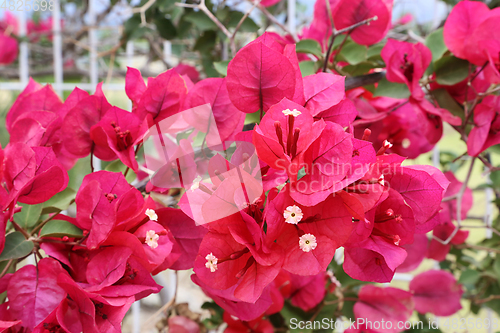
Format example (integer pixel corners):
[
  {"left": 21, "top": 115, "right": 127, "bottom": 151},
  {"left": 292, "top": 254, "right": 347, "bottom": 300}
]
[
  {"left": 494, "top": 255, "right": 500, "bottom": 277},
  {"left": 105, "top": 160, "right": 136, "bottom": 183},
  {"left": 431, "top": 88, "right": 464, "bottom": 120},
  {"left": 157, "top": 0, "right": 177, "bottom": 11},
  {"left": 373, "top": 78, "right": 411, "bottom": 99},
  {"left": 123, "top": 14, "right": 153, "bottom": 41},
  {"left": 425, "top": 28, "right": 447, "bottom": 62},
  {"left": 201, "top": 301, "right": 223, "bottom": 330},
  {"left": 194, "top": 30, "right": 217, "bottom": 53},
  {"left": 213, "top": 60, "right": 229, "bottom": 77},
  {"left": 184, "top": 11, "right": 217, "bottom": 31},
  {"left": 342, "top": 61, "right": 380, "bottom": 76},
  {"left": 13, "top": 203, "right": 43, "bottom": 229},
  {"left": 299, "top": 61, "right": 318, "bottom": 77},
  {"left": 226, "top": 11, "right": 259, "bottom": 33},
  {"left": 42, "top": 187, "right": 76, "bottom": 214},
  {"left": 40, "top": 220, "right": 83, "bottom": 238},
  {"left": 459, "top": 268, "right": 480, "bottom": 290},
  {"left": 296, "top": 39, "right": 323, "bottom": 58},
  {"left": 367, "top": 43, "right": 384, "bottom": 60},
  {"left": 155, "top": 17, "right": 177, "bottom": 40},
  {"left": 338, "top": 41, "right": 367, "bottom": 65},
  {"left": 0, "top": 232, "right": 34, "bottom": 261},
  {"left": 280, "top": 301, "right": 312, "bottom": 333},
  {"left": 434, "top": 56, "right": 469, "bottom": 86},
  {"left": 201, "top": 54, "right": 219, "bottom": 78}
]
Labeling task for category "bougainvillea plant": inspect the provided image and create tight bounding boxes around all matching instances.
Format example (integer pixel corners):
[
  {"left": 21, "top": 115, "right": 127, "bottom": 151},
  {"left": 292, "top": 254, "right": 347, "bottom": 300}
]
[{"left": 1, "top": 0, "right": 500, "bottom": 332}]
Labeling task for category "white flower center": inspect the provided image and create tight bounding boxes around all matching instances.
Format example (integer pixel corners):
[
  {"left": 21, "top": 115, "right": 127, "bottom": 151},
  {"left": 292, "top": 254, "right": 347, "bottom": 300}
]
[
  {"left": 190, "top": 175, "right": 203, "bottom": 192},
  {"left": 378, "top": 174, "right": 385, "bottom": 186},
  {"left": 282, "top": 109, "right": 302, "bottom": 117},
  {"left": 284, "top": 205, "right": 303, "bottom": 224},
  {"left": 205, "top": 253, "right": 218, "bottom": 272},
  {"left": 383, "top": 140, "right": 393, "bottom": 149},
  {"left": 145, "top": 230, "right": 160, "bottom": 249},
  {"left": 145, "top": 208, "right": 158, "bottom": 221},
  {"left": 299, "top": 233, "right": 317, "bottom": 252}
]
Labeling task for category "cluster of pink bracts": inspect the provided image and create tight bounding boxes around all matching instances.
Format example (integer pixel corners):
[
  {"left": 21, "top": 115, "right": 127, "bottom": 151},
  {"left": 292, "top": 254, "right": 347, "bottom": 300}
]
[
  {"left": 0, "top": 12, "right": 58, "bottom": 65},
  {"left": 2, "top": 0, "right": 498, "bottom": 331}
]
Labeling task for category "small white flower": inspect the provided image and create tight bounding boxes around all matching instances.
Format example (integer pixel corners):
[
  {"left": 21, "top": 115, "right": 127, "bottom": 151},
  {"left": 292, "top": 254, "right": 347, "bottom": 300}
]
[
  {"left": 327, "top": 270, "right": 341, "bottom": 287},
  {"left": 299, "top": 233, "right": 317, "bottom": 252},
  {"left": 283, "top": 205, "right": 303, "bottom": 224},
  {"left": 145, "top": 230, "right": 160, "bottom": 249},
  {"left": 282, "top": 109, "right": 302, "bottom": 117},
  {"left": 145, "top": 208, "right": 158, "bottom": 221},
  {"left": 190, "top": 175, "right": 203, "bottom": 192},
  {"left": 205, "top": 253, "right": 218, "bottom": 272},
  {"left": 402, "top": 138, "right": 411, "bottom": 149},
  {"left": 383, "top": 140, "right": 393, "bottom": 149}
]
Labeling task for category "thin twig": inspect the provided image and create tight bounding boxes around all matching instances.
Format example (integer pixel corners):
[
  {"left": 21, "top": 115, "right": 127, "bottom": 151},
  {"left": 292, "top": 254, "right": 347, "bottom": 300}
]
[
  {"left": 10, "top": 220, "right": 30, "bottom": 239},
  {"left": 322, "top": 15, "right": 378, "bottom": 72},
  {"left": 475, "top": 295, "right": 500, "bottom": 304},
  {"left": 478, "top": 155, "right": 500, "bottom": 173},
  {"left": 229, "top": 0, "right": 261, "bottom": 56},
  {"left": 254, "top": 2, "right": 298, "bottom": 42},
  {"left": 30, "top": 212, "right": 61, "bottom": 236},
  {"left": 132, "top": 0, "right": 158, "bottom": 26},
  {"left": 433, "top": 158, "right": 476, "bottom": 245},
  {"left": 176, "top": 1, "right": 232, "bottom": 40},
  {"left": 460, "top": 224, "right": 500, "bottom": 237},
  {"left": 455, "top": 243, "right": 500, "bottom": 254},
  {"left": 0, "top": 260, "right": 14, "bottom": 278},
  {"left": 479, "top": 85, "right": 500, "bottom": 96}
]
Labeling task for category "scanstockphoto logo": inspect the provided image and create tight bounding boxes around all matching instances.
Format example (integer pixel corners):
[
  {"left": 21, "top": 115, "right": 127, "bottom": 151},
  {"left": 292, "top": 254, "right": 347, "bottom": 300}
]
[
  {"left": 139, "top": 104, "right": 264, "bottom": 225},
  {"left": 289, "top": 318, "right": 425, "bottom": 331}
]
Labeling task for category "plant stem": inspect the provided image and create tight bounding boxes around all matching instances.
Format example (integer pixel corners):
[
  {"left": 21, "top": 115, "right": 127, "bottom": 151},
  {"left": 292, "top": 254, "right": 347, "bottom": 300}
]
[
  {"left": 322, "top": 16, "right": 378, "bottom": 72},
  {"left": 10, "top": 220, "right": 30, "bottom": 239},
  {"left": 433, "top": 157, "right": 476, "bottom": 245}
]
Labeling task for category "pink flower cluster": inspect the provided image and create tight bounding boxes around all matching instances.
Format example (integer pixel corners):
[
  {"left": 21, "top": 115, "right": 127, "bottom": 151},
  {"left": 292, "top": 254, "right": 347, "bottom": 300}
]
[
  {"left": 0, "top": 13, "right": 60, "bottom": 66},
  {"left": 0, "top": 0, "right": 482, "bottom": 330}
]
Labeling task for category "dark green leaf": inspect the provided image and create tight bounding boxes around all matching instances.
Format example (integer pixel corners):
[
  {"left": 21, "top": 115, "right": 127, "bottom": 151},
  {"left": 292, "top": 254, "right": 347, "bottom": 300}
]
[
  {"left": 296, "top": 39, "right": 323, "bottom": 58},
  {"left": 213, "top": 60, "right": 229, "bottom": 76},
  {"left": 42, "top": 187, "right": 76, "bottom": 214},
  {"left": 155, "top": 17, "right": 177, "bottom": 40},
  {"left": 184, "top": 11, "right": 217, "bottom": 31},
  {"left": 40, "top": 220, "right": 83, "bottom": 238},
  {"left": 201, "top": 301, "right": 223, "bottom": 329},
  {"left": 14, "top": 203, "right": 43, "bottom": 229},
  {"left": 157, "top": 0, "right": 177, "bottom": 11},
  {"left": 431, "top": 88, "right": 464, "bottom": 120},
  {"left": 434, "top": 56, "right": 469, "bottom": 86},
  {"left": 194, "top": 30, "right": 217, "bottom": 53},
  {"left": 373, "top": 78, "right": 411, "bottom": 98},
  {"left": 201, "top": 54, "right": 219, "bottom": 78},
  {"left": 0, "top": 232, "right": 34, "bottom": 261},
  {"left": 342, "top": 61, "right": 381, "bottom": 76},
  {"left": 105, "top": 160, "right": 136, "bottom": 183},
  {"left": 426, "top": 28, "right": 447, "bottom": 62},
  {"left": 494, "top": 255, "right": 500, "bottom": 277},
  {"left": 123, "top": 14, "right": 153, "bottom": 41},
  {"left": 281, "top": 301, "right": 312, "bottom": 333},
  {"left": 226, "top": 11, "right": 259, "bottom": 33}
]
